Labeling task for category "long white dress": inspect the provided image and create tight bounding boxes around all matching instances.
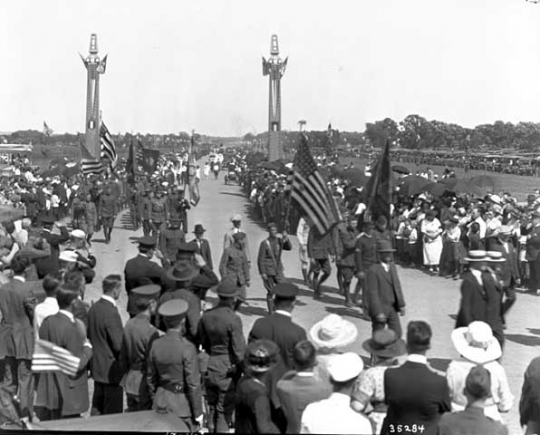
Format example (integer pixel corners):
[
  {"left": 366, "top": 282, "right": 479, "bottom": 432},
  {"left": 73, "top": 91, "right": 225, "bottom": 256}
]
[{"left": 421, "top": 218, "right": 443, "bottom": 266}]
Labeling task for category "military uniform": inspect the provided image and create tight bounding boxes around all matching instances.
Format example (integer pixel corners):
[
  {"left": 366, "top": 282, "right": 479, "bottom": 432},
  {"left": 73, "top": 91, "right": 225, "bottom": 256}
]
[
  {"left": 147, "top": 300, "right": 203, "bottom": 431},
  {"left": 119, "top": 285, "right": 161, "bottom": 412},
  {"left": 168, "top": 192, "right": 190, "bottom": 234},
  {"left": 219, "top": 242, "right": 250, "bottom": 303},
  {"left": 307, "top": 225, "right": 334, "bottom": 298},
  {"left": 526, "top": 219, "right": 540, "bottom": 293},
  {"left": 98, "top": 192, "right": 118, "bottom": 244},
  {"left": 353, "top": 231, "right": 378, "bottom": 307},
  {"left": 159, "top": 221, "right": 186, "bottom": 267},
  {"left": 334, "top": 222, "right": 359, "bottom": 306},
  {"left": 142, "top": 192, "right": 153, "bottom": 237},
  {"left": 149, "top": 195, "right": 169, "bottom": 238},
  {"left": 198, "top": 281, "right": 246, "bottom": 433}
]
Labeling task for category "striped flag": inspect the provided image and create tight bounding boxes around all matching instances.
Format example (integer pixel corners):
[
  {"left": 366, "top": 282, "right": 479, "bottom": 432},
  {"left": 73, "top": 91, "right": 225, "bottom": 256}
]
[
  {"left": 291, "top": 134, "right": 341, "bottom": 234},
  {"left": 100, "top": 122, "right": 118, "bottom": 168},
  {"left": 81, "top": 158, "right": 104, "bottom": 175},
  {"left": 32, "top": 339, "right": 81, "bottom": 377}
]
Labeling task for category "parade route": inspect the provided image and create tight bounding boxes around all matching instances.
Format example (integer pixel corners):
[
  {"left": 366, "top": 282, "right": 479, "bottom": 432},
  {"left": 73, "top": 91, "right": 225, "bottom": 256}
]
[{"left": 82, "top": 171, "right": 539, "bottom": 433}]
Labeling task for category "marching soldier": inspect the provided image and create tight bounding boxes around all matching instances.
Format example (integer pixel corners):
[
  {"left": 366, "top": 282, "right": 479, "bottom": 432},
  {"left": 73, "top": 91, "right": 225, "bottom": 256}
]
[
  {"left": 119, "top": 285, "right": 162, "bottom": 412},
  {"left": 219, "top": 232, "right": 250, "bottom": 311},
  {"left": 142, "top": 190, "right": 154, "bottom": 237},
  {"left": 353, "top": 221, "right": 378, "bottom": 310},
  {"left": 149, "top": 189, "right": 169, "bottom": 239},
  {"left": 307, "top": 224, "right": 335, "bottom": 300},
  {"left": 333, "top": 211, "right": 359, "bottom": 307},
  {"left": 168, "top": 187, "right": 191, "bottom": 234},
  {"left": 127, "top": 184, "right": 141, "bottom": 230},
  {"left": 147, "top": 299, "right": 204, "bottom": 431},
  {"left": 99, "top": 187, "right": 118, "bottom": 244},
  {"left": 159, "top": 218, "right": 186, "bottom": 268}
]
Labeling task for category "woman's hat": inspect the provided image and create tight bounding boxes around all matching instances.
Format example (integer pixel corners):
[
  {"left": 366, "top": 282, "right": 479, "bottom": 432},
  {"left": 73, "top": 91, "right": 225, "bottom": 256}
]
[
  {"left": 362, "top": 329, "right": 407, "bottom": 358},
  {"left": 244, "top": 339, "right": 279, "bottom": 373},
  {"left": 451, "top": 321, "right": 502, "bottom": 364},
  {"left": 486, "top": 251, "right": 506, "bottom": 263},
  {"left": 464, "top": 250, "right": 488, "bottom": 262},
  {"left": 494, "top": 225, "right": 512, "bottom": 236},
  {"left": 309, "top": 314, "right": 358, "bottom": 350},
  {"left": 193, "top": 224, "right": 206, "bottom": 234},
  {"left": 166, "top": 260, "right": 199, "bottom": 282},
  {"left": 327, "top": 352, "right": 364, "bottom": 382},
  {"left": 70, "top": 229, "right": 86, "bottom": 239},
  {"left": 376, "top": 240, "right": 396, "bottom": 253}
]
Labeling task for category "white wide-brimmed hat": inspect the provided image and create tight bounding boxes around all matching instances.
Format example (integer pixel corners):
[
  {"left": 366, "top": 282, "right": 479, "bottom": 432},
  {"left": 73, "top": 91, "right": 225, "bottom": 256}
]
[
  {"left": 327, "top": 352, "right": 364, "bottom": 382},
  {"left": 464, "top": 250, "right": 489, "bottom": 262},
  {"left": 309, "top": 314, "right": 358, "bottom": 350},
  {"left": 451, "top": 321, "right": 502, "bottom": 364},
  {"left": 70, "top": 229, "right": 86, "bottom": 239}
]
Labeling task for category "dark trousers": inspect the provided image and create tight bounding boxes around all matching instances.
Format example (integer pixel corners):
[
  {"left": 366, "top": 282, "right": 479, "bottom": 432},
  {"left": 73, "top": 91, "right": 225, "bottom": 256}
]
[
  {"left": 262, "top": 276, "right": 280, "bottom": 314},
  {"left": 91, "top": 382, "right": 123, "bottom": 415},
  {"left": 371, "top": 309, "right": 402, "bottom": 338},
  {"left": 529, "top": 258, "right": 540, "bottom": 292},
  {"left": 126, "top": 393, "right": 152, "bottom": 412},
  {"left": 4, "top": 357, "right": 34, "bottom": 419}
]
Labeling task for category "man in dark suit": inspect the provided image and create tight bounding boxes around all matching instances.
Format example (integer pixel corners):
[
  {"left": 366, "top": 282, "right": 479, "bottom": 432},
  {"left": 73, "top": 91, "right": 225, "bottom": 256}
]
[
  {"left": 0, "top": 256, "right": 36, "bottom": 419},
  {"left": 35, "top": 216, "right": 70, "bottom": 279},
  {"left": 35, "top": 284, "right": 93, "bottom": 420},
  {"left": 526, "top": 210, "right": 540, "bottom": 294},
  {"left": 198, "top": 279, "right": 246, "bottom": 433},
  {"left": 147, "top": 299, "right": 203, "bottom": 431},
  {"left": 119, "top": 284, "right": 161, "bottom": 412},
  {"left": 257, "top": 222, "right": 292, "bottom": 314},
  {"left": 365, "top": 239, "right": 406, "bottom": 338},
  {"left": 456, "top": 251, "right": 489, "bottom": 328},
  {"left": 124, "top": 236, "right": 165, "bottom": 318},
  {"left": 276, "top": 341, "right": 332, "bottom": 433},
  {"left": 248, "top": 282, "right": 307, "bottom": 432},
  {"left": 489, "top": 226, "right": 519, "bottom": 322},
  {"left": 87, "top": 275, "right": 124, "bottom": 415},
  {"left": 382, "top": 321, "right": 451, "bottom": 435},
  {"left": 190, "top": 224, "right": 213, "bottom": 270},
  {"left": 437, "top": 365, "right": 507, "bottom": 435}
]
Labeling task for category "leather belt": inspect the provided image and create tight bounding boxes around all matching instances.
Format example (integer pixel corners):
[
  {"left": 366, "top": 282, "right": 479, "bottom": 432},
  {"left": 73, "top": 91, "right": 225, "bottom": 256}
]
[{"left": 160, "top": 383, "right": 184, "bottom": 394}]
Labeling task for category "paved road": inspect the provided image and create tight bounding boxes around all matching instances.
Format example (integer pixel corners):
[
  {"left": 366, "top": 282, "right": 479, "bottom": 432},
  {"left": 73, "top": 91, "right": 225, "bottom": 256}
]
[{"left": 86, "top": 171, "right": 536, "bottom": 434}]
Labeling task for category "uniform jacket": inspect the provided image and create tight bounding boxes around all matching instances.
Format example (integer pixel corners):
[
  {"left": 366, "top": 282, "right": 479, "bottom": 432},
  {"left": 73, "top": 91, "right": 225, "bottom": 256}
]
[
  {"left": 119, "top": 313, "right": 160, "bottom": 404},
  {"left": 220, "top": 246, "right": 250, "bottom": 286},
  {"left": 157, "top": 289, "right": 201, "bottom": 345},
  {"left": 0, "top": 279, "right": 35, "bottom": 359},
  {"left": 489, "top": 238, "right": 519, "bottom": 287},
  {"left": 307, "top": 226, "right": 334, "bottom": 259},
  {"left": 148, "top": 197, "right": 168, "bottom": 223},
  {"left": 276, "top": 371, "right": 332, "bottom": 434},
  {"left": 124, "top": 254, "right": 165, "bottom": 316},
  {"left": 189, "top": 238, "right": 213, "bottom": 270},
  {"left": 257, "top": 236, "right": 291, "bottom": 276},
  {"left": 223, "top": 228, "right": 251, "bottom": 262},
  {"left": 333, "top": 223, "right": 358, "bottom": 267},
  {"left": 355, "top": 233, "right": 378, "bottom": 272},
  {"left": 527, "top": 225, "right": 540, "bottom": 262},
  {"left": 365, "top": 263, "right": 406, "bottom": 318},
  {"left": 235, "top": 375, "right": 280, "bottom": 434},
  {"left": 248, "top": 312, "right": 307, "bottom": 409},
  {"left": 35, "top": 227, "right": 70, "bottom": 278},
  {"left": 160, "top": 228, "right": 186, "bottom": 262},
  {"left": 455, "top": 271, "right": 488, "bottom": 328},
  {"left": 382, "top": 360, "right": 451, "bottom": 435},
  {"left": 87, "top": 298, "right": 124, "bottom": 384},
  {"left": 146, "top": 329, "right": 202, "bottom": 419},
  {"left": 98, "top": 193, "right": 118, "bottom": 218},
  {"left": 35, "top": 311, "right": 93, "bottom": 416},
  {"left": 437, "top": 406, "right": 508, "bottom": 435}
]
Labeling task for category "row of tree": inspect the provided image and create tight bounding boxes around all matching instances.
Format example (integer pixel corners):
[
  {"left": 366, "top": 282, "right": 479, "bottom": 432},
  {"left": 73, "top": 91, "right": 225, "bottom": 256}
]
[{"left": 365, "top": 115, "right": 540, "bottom": 151}]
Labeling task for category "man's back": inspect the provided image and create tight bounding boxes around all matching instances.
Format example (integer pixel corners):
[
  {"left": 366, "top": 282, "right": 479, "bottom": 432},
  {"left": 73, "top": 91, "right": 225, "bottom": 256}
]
[
  {"left": 382, "top": 360, "right": 451, "bottom": 435},
  {"left": 437, "top": 407, "right": 508, "bottom": 435}
]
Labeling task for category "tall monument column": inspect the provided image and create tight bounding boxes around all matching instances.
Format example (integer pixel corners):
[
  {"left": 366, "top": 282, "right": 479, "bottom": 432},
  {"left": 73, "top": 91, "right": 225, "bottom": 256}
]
[
  {"left": 262, "top": 35, "right": 288, "bottom": 161},
  {"left": 80, "top": 34, "right": 107, "bottom": 158}
]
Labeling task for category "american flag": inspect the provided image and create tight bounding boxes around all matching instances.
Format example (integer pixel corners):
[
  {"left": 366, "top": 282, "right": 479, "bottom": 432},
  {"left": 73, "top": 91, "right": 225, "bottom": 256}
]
[
  {"left": 291, "top": 134, "right": 341, "bottom": 234},
  {"left": 32, "top": 339, "right": 81, "bottom": 377},
  {"left": 100, "top": 122, "right": 117, "bottom": 168},
  {"left": 81, "top": 158, "right": 104, "bottom": 176}
]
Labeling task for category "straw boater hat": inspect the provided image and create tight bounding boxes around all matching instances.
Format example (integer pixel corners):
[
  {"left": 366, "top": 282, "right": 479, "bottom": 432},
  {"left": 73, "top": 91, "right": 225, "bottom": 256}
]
[
  {"left": 486, "top": 251, "right": 506, "bottom": 263},
  {"left": 309, "top": 314, "right": 358, "bottom": 350},
  {"left": 363, "top": 329, "right": 406, "bottom": 358},
  {"left": 464, "top": 250, "right": 489, "bottom": 262},
  {"left": 451, "top": 321, "right": 502, "bottom": 364},
  {"left": 493, "top": 225, "right": 512, "bottom": 237}
]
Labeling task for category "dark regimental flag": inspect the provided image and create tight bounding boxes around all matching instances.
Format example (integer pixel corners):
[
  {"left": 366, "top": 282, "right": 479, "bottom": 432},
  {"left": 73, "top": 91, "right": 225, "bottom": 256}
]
[
  {"left": 364, "top": 139, "right": 392, "bottom": 223},
  {"left": 32, "top": 339, "right": 81, "bottom": 377},
  {"left": 291, "top": 134, "right": 341, "bottom": 234},
  {"left": 43, "top": 121, "right": 53, "bottom": 137},
  {"left": 126, "top": 138, "right": 136, "bottom": 182},
  {"left": 100, "top": 122, "right": 118, "bottom": 168},
  {"left": 141, "top": 147, "right": 160, "bottom": 174}
]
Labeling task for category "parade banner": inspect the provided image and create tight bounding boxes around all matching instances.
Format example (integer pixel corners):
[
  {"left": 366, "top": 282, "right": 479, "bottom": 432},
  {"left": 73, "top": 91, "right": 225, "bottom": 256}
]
[
  {"left": 100, "top": 122, "right": 118, "bottom": 168},
  {"left": 364, "top": 139, "right": 392, "bottom": 223},
  {"left": 141, "top": 148, "right": 160, "bottom": 173}
]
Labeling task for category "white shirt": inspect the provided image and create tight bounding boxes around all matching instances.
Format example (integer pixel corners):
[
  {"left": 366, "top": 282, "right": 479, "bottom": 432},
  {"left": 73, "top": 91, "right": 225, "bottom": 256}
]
[
  {"left": 34, "top": 297, "right": 59, "bottom": 338},
  {"left": 101, "top": 294, "right": 117, "bottom": 307},
  {"left": 407, "top": 354, "right": 428, "bottom": 365},
  {"left": 275, "top": 310, "right": 291, "bottom": 318},
  {"left": 301, "top": 392, "right": 373, "bottom": 434},
  {"left": 470, "top": 268, "right": 483, "bottom": 285}
]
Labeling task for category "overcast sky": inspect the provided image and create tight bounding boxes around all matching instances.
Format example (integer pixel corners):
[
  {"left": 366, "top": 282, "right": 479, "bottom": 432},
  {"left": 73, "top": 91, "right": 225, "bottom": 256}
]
[{"left": 2, "top": 0, "right": 540, "bottom": 136}]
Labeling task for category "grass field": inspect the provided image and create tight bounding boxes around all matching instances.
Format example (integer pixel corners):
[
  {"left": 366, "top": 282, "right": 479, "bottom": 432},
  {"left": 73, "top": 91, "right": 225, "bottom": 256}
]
[{"left": 338, "top": 155, "right": 540, "bottom": 202}]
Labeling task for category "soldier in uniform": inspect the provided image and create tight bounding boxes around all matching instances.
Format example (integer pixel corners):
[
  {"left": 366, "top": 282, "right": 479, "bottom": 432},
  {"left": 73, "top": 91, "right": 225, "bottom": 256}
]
[
  {"left": 128, "top": 184, "right": 141, "bottom": 230},
  {"left": 353, "top": 221, "right": 378, "bottom": 310},
  {"left": 333, "top": 212, "right": 359, "bottom": 307},
  {"left": 223, "top": 214, "right": 251, "bottom": 263},
  {"left": 219, "top": 232, "right": 250, "bottom": 311},
  {"left": 198, "top": 279, "right": 246, "bottom": 433},
  {"left": 149, "top": 189, "right": 169, "bottom": 239},
  {"left": 257, "top": 222, "right": 292, "bottom": 314},
  {"left": 307, "top": 224, "right": 335, "bottom": 300},
  {"left": 119, "top": 284, "right": 162, "bottom": 412},
  {"left": 142, "top": 190, "right": 154, "bottom": 237},
  {"left": 527, "top": 210, "right": 540, "bottom": 295},
  {"left": 168, "top": 187, "right": 190, "bottom": 234},
  {"left": 98, "top": 187, "right": 118, "bottom": 244},
  {"left": 159, "top": 218, "right": 186, "bottom": 268},
  {"left": 146, "top": 299, "right": 204, "bottom": 431}
]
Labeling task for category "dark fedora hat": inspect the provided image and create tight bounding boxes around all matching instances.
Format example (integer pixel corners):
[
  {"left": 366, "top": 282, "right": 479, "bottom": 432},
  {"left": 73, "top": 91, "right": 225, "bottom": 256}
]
[
  {"left": 212, "top": 278, "right": 240, "bottom": 298},
  {"left": 362, "top": 329, "right": 406, "bottom": 358},
  {"left": 193, "top": 224, "right": 206, "bottom": 234},
  {"left": 166, "top": 260, "right": 199, "bottom": 282}
]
